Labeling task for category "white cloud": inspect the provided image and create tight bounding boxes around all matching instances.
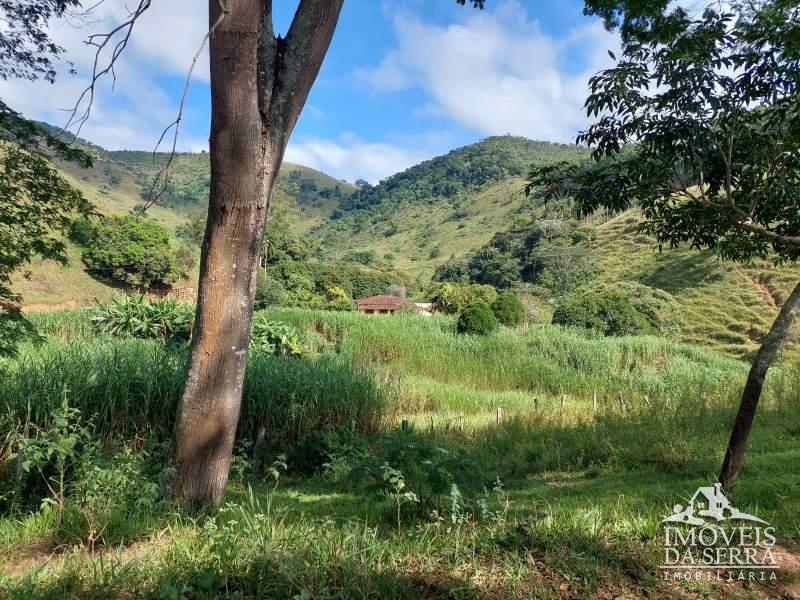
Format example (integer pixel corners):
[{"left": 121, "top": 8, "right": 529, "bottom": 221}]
[
  {"left": 357, "top": 1, "right": 619, "bottom": 142},
  {"left": 286, "top": 134, "right": 439, "bottom": 184},
  {"left": 4, "top": 1, "right": 210, "bottom": 150}
]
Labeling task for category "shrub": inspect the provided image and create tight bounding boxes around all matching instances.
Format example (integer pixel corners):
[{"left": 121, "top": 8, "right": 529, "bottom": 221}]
[
  {"left": 594, "top": 281, "right": 684, "bottom": 337},
  {"left": 426, "top": 282, "right": 498, "bottom": 315},
  {"left": 552, "top": 291, "right": 654, "bottom": 336},
  {"left": 82, "top": 215, "right": 179, "bottom": 288},
  {"left": 91, "top": 295, "right": 193, "bottom": 340},
  {"left": 255, "top": 272, "right": 288, "bottom": 309},
  {"left": 456, "top": 302, "right": 498, "bottom": 335},
  {"left": 68, "top": 217, "right": 96, "bottom": 247},
  {"left": 491, "top": 292, "right": 527, "bottom": 326},
  {"left": 324, "top": 285, "right": 356, "bottom": 311},
  {"left": 174, "top": 244, "right": 196, "bottom": 278},
  {"left": 250, "top": 315, "right": 308, "bottom": 357}
]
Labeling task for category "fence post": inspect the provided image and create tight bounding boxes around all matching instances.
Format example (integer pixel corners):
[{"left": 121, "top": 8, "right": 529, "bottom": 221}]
[
  {"left": 561, "top": 394, "right": 566, "bottom": 411},
  {"left": 592, "top": 389, "right": 597, "bottom": 413},
  {"left": 459, "top": 411, "right": 465, "bottom": 432},
  {"left": 496, "top": 406, "right": 503, "bottom": 425},
  {"left": 429, "top": 415, "right": 434, "bottom": 434},
  {"left": 533, "top": 397, "right": 539, "bottom": 411}
]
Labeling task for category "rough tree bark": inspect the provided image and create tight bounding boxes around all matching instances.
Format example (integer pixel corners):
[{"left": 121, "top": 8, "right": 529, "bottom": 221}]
[
  {"left": 168, "top": 0, "right": 343, "bottom": 505},
  {"left": 719, "top": 279, "right": 800, "bottom": 494}
]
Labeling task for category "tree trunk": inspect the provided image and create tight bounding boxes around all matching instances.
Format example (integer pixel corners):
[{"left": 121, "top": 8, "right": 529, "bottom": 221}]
[
  {"left": 719, "top": 278, "right": 800, "bottom": 494},
  {"left": 168, "top": 0, "right": 342, "bottom": 505}
]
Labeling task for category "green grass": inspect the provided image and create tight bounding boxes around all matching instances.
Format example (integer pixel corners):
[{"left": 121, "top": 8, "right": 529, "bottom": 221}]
[
  {"left": 593, "top": 211, "right": 800, "bottom": 360},
  {"left": 2, "top": 305, "right": 798, "bottom": 598}
]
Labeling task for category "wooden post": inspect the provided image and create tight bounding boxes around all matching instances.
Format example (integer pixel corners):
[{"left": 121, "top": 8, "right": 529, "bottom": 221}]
[
  {"left": 617, "top": 391, "right": 626, "bottom": 413},
  {"left": 533, "top": 397, "right": 539, "bottom": 411},
  {"left": 429, "top": 415, "right": 434, "bottom": 433},
  {"left": 592, "top": 389, "right": 597, "bottom": 413},
  {"left": 496, "top": 406, "right": 503, "bottom": 425},
  {"left": 459, "top": 411, "right": 465, "bottom": 432},
  {"left": 351, "top": 419, "right": 356, "bottom": 432},
  {"left": 561, "top": 394, "right": 566, "bottom": 411}
]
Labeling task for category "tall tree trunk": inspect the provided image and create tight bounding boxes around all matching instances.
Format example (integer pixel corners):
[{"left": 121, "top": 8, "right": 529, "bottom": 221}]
[
  {"left": 719, "top": 279, "right": 800, "bottom": 494},
  {"left": 169, "top": 0, "right": 342, "bottom": 505}
]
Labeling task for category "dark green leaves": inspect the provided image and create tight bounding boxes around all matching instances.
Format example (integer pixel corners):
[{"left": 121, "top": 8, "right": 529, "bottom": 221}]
[{"left": 529, "top": 0, "right": 800, "bottom": 265}]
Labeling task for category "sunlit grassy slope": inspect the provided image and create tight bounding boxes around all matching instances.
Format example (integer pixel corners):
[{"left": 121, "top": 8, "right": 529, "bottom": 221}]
[
  {"left": 12, "top": 129, "right": 798, "bottom": 360},
  {"left": 594, "top": 211, "right": 799, "bottom": 359},
  {"left": 341, "top": 177, "right": 533, "bottom": 276}
]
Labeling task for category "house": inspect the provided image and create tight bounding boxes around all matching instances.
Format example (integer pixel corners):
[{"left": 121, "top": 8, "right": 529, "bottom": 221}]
[{"left": 356, "top": 295, "right": 405, "bottom": 315}]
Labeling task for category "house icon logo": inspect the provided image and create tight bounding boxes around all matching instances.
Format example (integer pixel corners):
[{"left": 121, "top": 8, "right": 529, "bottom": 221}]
[
  {"left": 660, "top": 482, "right": 778, "bottom": 584},
  {"left": 662, "top": 482, "right": 767, "bottom": 526}
]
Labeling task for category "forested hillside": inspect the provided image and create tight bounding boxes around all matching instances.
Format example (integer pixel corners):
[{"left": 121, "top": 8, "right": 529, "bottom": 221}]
[{"left": 12, "top": 129, "right": 797, "bottom": 360}]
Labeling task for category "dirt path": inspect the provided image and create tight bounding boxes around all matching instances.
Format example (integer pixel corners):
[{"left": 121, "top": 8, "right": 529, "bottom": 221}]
[{"left": 742, "top": 269, "right": 784, "bottom": 311}]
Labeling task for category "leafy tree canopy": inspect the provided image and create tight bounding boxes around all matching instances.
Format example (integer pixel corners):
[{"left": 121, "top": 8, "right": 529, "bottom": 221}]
[
  {"left": 457, "top": 302, "right": 499, "bottom": 335},
  {"left": 82, "top": 215, "right": 179, "bottom": 289},
  {"left": 528, "top": 0, "right": 800, "bottom": 264}
]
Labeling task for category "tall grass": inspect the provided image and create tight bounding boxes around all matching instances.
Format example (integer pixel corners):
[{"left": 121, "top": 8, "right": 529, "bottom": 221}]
[
  {"left": 4, "top": 307, "right": 798, "bottom": 458},
  {"left": 0, "top": 338, "right": 393, "bottom": 454},
  {"left": 264, "top": 308, "right": 797, "bottom": 410}
]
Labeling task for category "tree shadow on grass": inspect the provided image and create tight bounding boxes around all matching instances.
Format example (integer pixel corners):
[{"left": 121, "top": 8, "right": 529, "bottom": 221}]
[{"left": 639, "top": 253, "right": 726, "bottom": 293}]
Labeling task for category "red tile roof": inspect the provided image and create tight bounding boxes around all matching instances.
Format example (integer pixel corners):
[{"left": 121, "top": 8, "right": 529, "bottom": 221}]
[{"left": 356, "top": 295, "right": 405, "bottom": 310}]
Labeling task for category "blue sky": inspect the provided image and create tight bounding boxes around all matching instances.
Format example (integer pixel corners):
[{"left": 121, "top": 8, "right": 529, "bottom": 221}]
[{"left": 6, "top": 0, "right": 620, "bottom": 183}]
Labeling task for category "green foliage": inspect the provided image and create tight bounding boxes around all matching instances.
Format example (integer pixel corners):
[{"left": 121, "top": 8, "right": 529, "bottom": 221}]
[
  {"left": 175, "top": 216, "right": 205, "bottom": 245},
  {"left": 457, "top": 302, "right": 499, "bottom": 335},
  {"left": 434, "top": 219, "right": 595, "bottom": 295},
  {"left": 268, "top": 260, "right": 407, "bottom": 309},
  {"left": 6, "top": 397, "right": 160, "bottom": 539},
  {"left": 254, "top": 272, "right": 289, "bottom": 309},
  {"left": 337, "top": 137, "right": 587, "bottom": 220},
  {"left": 82, "top": 215, "right": 179, "bottom": 288},
  {"left": 593, "top": 281, "right": 683, "bottom": 337},
  {"left": 333, "top": 432, "right": 492, "bottom": 529},
  {"left": 425, "top": 282, "right": 498, "bottom": 315},
  {"left": 0, "top": 141, "right": 93, "bottom": 355},
  {"left": 249, "top": 315, "right": 308, "bottom": 357},
  {"left": 552, "top": 290, "right": 654, "bottom": 337},
  {"left": 173, "top": 244, "right": 196, "bottom": 278},
  {"left": 68, "top": 217, "right": 96, "bottom": 247},
  {"left": 530, "top": 0, "right": 800, "bottom": 264},
  {"left": 91, "top": 295, "right": 193, "bottom": 341},
  {"left": 491, "top": 292, "right": 527, "bottom": 327}
]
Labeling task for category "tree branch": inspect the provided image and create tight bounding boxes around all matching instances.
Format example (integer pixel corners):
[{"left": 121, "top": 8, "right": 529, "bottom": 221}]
[
  {"left": 140, "top": 0, "right": 230, "bottom": 213},
  {"left": 62, "top": 0, "right": 152, "bottom": 139}
]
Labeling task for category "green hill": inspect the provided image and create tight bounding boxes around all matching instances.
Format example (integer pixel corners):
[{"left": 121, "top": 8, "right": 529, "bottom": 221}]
[{"left": 11, "top": 130, "right": 798, "bottom": 360}]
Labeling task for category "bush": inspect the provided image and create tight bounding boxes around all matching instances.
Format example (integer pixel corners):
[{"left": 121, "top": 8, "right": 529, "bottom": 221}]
[
  {"left": 82, "top": 215, "right": 179, "bottom": 288},
  {"left": 552, "top": 290, "right": 654, "bottom": 336},
  {"left": 250, "top": 315, "right": 308, "bottom": 357},
  {"left": 491, "top": 292, "right": 527, "bottom": 326},
  {"left": 594, "top": 281, "right": 684, "bottom": 337},
  {"left": 425, "top": 282, "right": 498, "bottom": 315},
  {"left": 255, "top": 272, "right": 288, "bottom": 309},
  {"left": 456, "top": 302, "right": 499, "bottom": 335},
  {"left": 68, "top": 217, "right": 96, "bottom": 247},
  {"left": 91, "top": 295, "right": 193, "bottom": 341}
]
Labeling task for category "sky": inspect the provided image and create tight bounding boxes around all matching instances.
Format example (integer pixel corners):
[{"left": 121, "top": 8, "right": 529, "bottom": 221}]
[{"left": 4, "top": 0, "right": 624, "bottom": 183}]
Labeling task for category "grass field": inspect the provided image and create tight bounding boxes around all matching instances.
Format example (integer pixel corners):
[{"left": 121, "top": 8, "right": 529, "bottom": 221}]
[{"left": 1, "top": 309, "right": 798, "bottom": 598}]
